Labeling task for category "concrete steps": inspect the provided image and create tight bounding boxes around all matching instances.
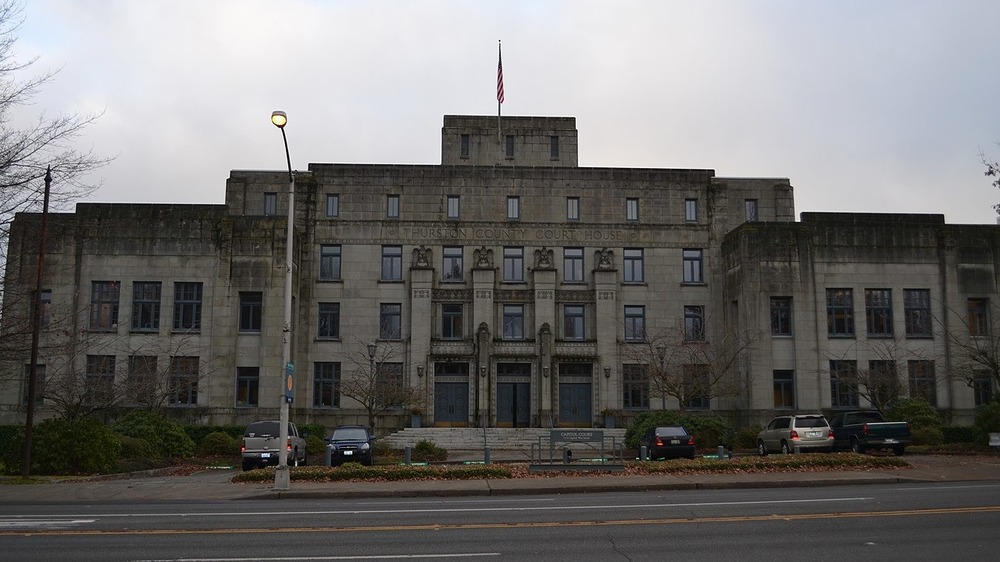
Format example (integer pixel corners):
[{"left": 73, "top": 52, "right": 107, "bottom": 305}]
[{"left": 382, "top": 427, "right": 628, "bottom": 451}]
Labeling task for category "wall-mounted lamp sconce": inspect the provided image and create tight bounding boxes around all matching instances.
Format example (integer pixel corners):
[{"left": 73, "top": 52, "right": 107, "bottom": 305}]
[
  {"left": 417, "top": 366, "right": 424, "bottom": 378},
  {"left": 604, "top": 367, "right": 611, "bottom": 378},
  {"left": 542, "top": 366, "right": 549, "bottom": 378},
  {"left": 480, "top": 365, "right": 487, "bottom": 377}
]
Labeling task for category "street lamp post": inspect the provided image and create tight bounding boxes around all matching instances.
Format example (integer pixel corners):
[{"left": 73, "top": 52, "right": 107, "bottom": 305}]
[{"left": 271, "top": 110, "right": 294, "bottom": 491}]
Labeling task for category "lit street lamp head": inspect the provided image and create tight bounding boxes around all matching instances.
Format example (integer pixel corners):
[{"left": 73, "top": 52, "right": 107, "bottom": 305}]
[{"left": 271, "top": 110, "right": 288, "bottom": 128}]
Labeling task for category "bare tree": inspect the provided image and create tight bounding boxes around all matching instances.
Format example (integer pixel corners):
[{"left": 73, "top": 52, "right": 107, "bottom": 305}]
[
  {"left": 827, "top": 339, "right": 927, "bottom": 413},
  {"left": 622, "top": 317, "right": 762, "bottom": 411},
  {"left": 337, "top": 340, "right": 423, "bottom": 429},
  {"left": 939, "top": 298, "right": 1000, "bottom": 396},
  {"left": 981, "top": 142, "right": 1000, "bottom": 216}
]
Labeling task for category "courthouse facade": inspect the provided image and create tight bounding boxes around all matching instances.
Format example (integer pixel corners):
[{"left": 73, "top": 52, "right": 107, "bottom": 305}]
[{"left": 1, "top": 115, "right": 997, "bottom": 429}]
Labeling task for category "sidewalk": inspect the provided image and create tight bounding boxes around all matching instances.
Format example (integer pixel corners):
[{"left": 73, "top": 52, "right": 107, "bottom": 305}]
[{"left": 2, "top": 454, "right": 999, "bottom": 504}]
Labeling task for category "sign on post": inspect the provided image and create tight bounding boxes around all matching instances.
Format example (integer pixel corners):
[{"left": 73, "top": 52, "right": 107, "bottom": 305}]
[{"left": 284, "top": 362, "right": 295, "bottom": 403}]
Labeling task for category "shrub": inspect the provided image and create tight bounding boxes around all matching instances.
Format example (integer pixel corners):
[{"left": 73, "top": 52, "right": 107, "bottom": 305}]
[
  {"left": 5, "top": 418, "right": 121, "bottom": 475},
  {"left": 198, "top": 432, "right": 239, "bottom": 456},
  {"left": 911, "top": 426, "right": 944, "bottom": 446},
  {"left": 298, "top": 423, "right": 326, "bottom": 441},
  {"left": 974, "top": 400, "right": 1000, "bottom": 446},
  {"left": 625, "top": 411, "right": 729, "bottom": 449},
  {"left": 116, "top": 435, "right": 160, "bottom": 472},
  {"left": 305, "top": 434, "right": 326, "bottom": 461},
  {"left": 732, "top": 425, "right": 764, "bottom": 450},
  {"left": 411, "top": 439, "right": 448, "bottom": 462},
  {"left": 885, "top": 398, "right": 941, "bottom": 430},
  {"left": 941, "top": 425, "right": 979, "bottom": 444},
  {"left": 113, "top": 410, "right": 195, "bottom": 460},
  {"left": 184, "top": 425, "right": 245, "bottom": 446}
]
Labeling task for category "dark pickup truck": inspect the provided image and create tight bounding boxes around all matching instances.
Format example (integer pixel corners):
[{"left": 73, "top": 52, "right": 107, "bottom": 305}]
[{"left": 829, "top": 410, "right": 911, "bottom": 455}]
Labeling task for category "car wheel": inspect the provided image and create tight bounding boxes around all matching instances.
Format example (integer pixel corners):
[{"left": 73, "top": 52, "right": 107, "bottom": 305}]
[
  {"left": 851, "top": 439, "right": 866, "bottom": 454},
  {"left": 893, "top": 446, "right": 905, "bottom": 456},
  {"left": 241, "top": 460, "right": 256, "bottom": 471},
  {"left": 780, "top": 441, "right": 791, "bottom": 455},
  {"left": 757, "top": 440, "right": 767, "bottom": 456}
]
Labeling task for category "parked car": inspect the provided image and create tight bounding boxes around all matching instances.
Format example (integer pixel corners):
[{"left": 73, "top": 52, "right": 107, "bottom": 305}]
[
  {"left": 241, "top": 420, "right": 308, "bottom": 471},
  {"left": 326, "top": 425, "right": 377, "bottom": 466},
  {"left": 757, "top": 414, "right": 834, "bottom": 455},
  {"left": 829, "top": 410, "right": 911, "bottom": 455},
  {"left": 639, "top": 426, "right": 696, "bottom": 460}
]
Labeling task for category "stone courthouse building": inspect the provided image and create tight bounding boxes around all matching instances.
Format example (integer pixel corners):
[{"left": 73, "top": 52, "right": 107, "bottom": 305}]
[{"left": 1, "top": 115, "right": 998, "bottom": 429}]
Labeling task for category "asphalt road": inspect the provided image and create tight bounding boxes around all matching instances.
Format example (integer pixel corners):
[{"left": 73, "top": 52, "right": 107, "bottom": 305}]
[{"left": 2, "top": 481, "right": 1000, "bottom": 561}]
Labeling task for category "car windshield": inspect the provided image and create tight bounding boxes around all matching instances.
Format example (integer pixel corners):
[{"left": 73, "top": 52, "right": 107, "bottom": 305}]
[
  {"left": 795, "top": 417, "right": 828, "bottom": 428},
  {"left": 657, "top": 426, "right": 688, "bottom": 437},
  {"left": 331, "top": 428, "right": 369, "bottom": 441}
]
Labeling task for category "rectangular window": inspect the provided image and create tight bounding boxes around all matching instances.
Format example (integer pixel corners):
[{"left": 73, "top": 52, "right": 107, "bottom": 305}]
[
  {"left": 908, "top": 360, "right": 936, "bottom": 407},
  {"left": 168, "top": 356, "right": 199, "bottom": 406},
  {"left": 173, "top": 282, "right": 203, "bottom": 332},
  {"left": 745, "top": 199, "right": 758, "bottom": 222},
  {"left": 903, "top": 289, "right": 932, "bottom": 337},
  {"left": 685, "top": 199, "right": 698, "bottom": 222},
  {"left": 623, "top": 248, "right": 644, "bottom": 283},
  {"left": 318, "top": 302, "right": 340, "bottom": 339},
  {"left": 503, "top": 246, "right": 524, "bottom": 282},
  {"left": 826, "top": 288, "right": 854, "bottom": 337},
  {"left": 325, "top": 194, "right": 339, "bottom": 218},
  {"left": 973, "top": 371, "right": 995, "bottom": 407},
  {"left": 770, "top": 297, "right": 792, "bottom": 336},
  {"left": 238, "top": 292, "right": 262, "bottom": 333},
  {"left": 507, "top": 196, "right": 520, "bottom": 220},
  {"left": 505, "top": 135, "right": 515, "bottom": 158},
  {"left": 683, "top": 364, "right": 711, "bottom": 409},
  {"left": 381, "top": 245, "right": 403, "bottom": 281},
  {"left": 380, "top": 303, "right": 402, "bottom": 340},
  {"left": 442, "top": 246, "right": 464, "bottom": 282},
  {"left": 968, "top": 298, "right": 990, "bottom": 336},
  {"left": 622, "top": 364, "right": 649, "bottom": 410},
  {"left": 502, "top": 304, "right": 524, "bottom": 340},
  {"left": 566, "top": 197, "right": 579, "bottom": 221},
  {"left": 773, "top": 370, "right": 795, "bottom": 409},
  {"left": 90, "top": 281, "right": 120, "bottom": 331},
  {"left": 386, "top": 194, "right": 400, "bottom": 218},
  {"left": 320, "top": 244, "right": 342, "bottom": 281},
  {"left": 682, "top": 249, "right": 703, "bottom": 284},
  {"left": 131, "top": 282, "right": 160, "bottom": 332},
  {"left": 263, "top": 192, "right": 277, "bottom": 216},
  {"left": 624, "top": 305, "right": 645, "bottom": 341},
  {"left": 447, "top": 195, "right": 460, "bottom": 219},
  {"left": 564, "top": 304, "right": 585, "bottom": 341},
  {"left": 865, "top": 288, "right": 894, "bottom": 337},
  {"left": 563, "top": 247, "right": 584, "bottom": 283},
  {"left": 235, "top": 367, "right": 259, "bottom": 407},
  {"left": 460, "top": 134, "right": 470, "bottom": 158},
  {"left": 314, "top": 362, "right": 341, "bottom": 408},
  {"left": 626, "top": 198, "right": 639, "bottom": 222},
  {"left": 442, "top": 303, "right": 464, "bottom": 340},
  {"left": 85, "top": 355, "right": 116, "bottom": 405},
  {"left": 377, "top": 362, "right": 405, "bottom": 408},
  {"left": 21, "top": 364, "right": 44, "bottom": 406},
  {"left": 830, "top": 360, "right": 860, "bottom": 409},
  {"left": 684, "top": 305, "right": 705, "bottom": 341},
  {"left": 550, "top": 135, "right": 560, "bottom": 159},
  {"left": 34, "top": 289, "right": 52, "bottom": 329},
  {"left": 126, "top": 355, "right": 156, "bottom": 406}
]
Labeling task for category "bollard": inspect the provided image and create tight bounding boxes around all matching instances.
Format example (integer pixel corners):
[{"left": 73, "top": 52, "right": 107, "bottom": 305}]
[
  {"left": 324, "top": 443, "right": 332, "bottom": 467},
  {"left": 717, "top": 445, "right": 726, "bottom": 460},
  {"left": 484, "top": 447, "right": 491, "bottom": 465},
  {"left": 639, "top": 445, "right": 647, "bottom": 461},
  {"left": 404, "top": 445, "right": 412, "bottom": 465},
  {"left": 563, "top": 448, "right": 572, "bottom": 464}
]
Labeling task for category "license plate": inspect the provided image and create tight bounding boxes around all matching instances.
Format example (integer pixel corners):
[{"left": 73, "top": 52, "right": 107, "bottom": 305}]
[
  {"left": 260, "top": 453, "right": 271, "bottom": 458},
  {"left": 807, "top": 431, "right": 820, "bottom": 438},
  {"left": 344, "top": 450, "right": 353, "bottom": 455},
  {"left": 885, "top": 439, "right": 898, "bottom": 444},
  {"left": 670, "top": 439, "right": 680, "bottom": 445}
]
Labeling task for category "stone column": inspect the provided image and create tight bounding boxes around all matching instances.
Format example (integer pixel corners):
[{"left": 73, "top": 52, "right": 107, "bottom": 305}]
[
  {"left": 472, "top": 246, "right": 496, "bottom": 426},
  {"left": 409, "top": 246, "right": 434, "bottom": 420},
  {"left": 593, "top": 248, "right": 619, "bottom": 411}
]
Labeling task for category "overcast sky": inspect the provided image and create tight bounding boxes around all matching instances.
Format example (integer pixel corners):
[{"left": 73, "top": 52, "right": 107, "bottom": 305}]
[{"left": 14, "top": 0, "right": 1000, "bottom": 224}]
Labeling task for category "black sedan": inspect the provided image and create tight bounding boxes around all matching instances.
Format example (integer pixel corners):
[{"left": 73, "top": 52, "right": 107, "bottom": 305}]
[
  {"left": 326, "top": 425, "right": 376, "bottom": 466},
  {"left": 639, "top": 425, "right": 697, "bottom": 460}
]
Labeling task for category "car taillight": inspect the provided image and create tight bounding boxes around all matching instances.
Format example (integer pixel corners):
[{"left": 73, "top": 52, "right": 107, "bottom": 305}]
[
  {"left": 241, "top": 445, "right": 246, "bottom": 453},
  {"left": 687, "top": 436, "right": 695, "bottom": 445},
  {"left": 287, "top": 440, "right": 292, "bottom": 451},
  {"left": 827, "top": 429, "right": 835, "bottom": 439},
  {"left": 655, "top": 437, "right": 664, "bottom": 446},
  {"left": 789, "top": 429, "right": 799, "bottom": 440},
  {"left": 862, "top": 423, "right": 869, "bottom": 435}
]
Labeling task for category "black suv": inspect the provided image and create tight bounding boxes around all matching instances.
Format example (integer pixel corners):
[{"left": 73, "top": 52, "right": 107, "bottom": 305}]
[{"left": 326, "top": 425, "right": 376, "bottom": 466}]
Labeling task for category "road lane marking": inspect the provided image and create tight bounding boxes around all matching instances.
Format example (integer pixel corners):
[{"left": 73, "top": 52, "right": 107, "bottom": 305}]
[
  {"left": 0, "top": 519, "right": 94, "bottom": 529},
  {"left": 0, "top": 496, "right": 872, "bottom": 520},
  {"left": 136, "top": 554, "right": 499, "bottom": 561},
  {"left": 3, "top": 505, "right": 999, "bottom": 537}
]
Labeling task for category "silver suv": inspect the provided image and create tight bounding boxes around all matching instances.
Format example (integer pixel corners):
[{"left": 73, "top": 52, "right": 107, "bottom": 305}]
[{"left": 757, "top": 414, "right": 834, "bottom": 455}]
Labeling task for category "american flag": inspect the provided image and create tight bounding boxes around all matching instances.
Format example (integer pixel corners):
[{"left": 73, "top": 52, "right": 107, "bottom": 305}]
[{"left": 497, "top": 43, "right": 504, "bottom": 104}]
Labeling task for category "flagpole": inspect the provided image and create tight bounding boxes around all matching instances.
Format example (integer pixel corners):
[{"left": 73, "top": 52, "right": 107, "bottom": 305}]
[{"left": 497, "top": 40, "right": 503, "bottom": 159}]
